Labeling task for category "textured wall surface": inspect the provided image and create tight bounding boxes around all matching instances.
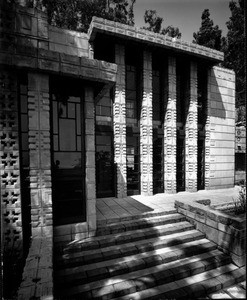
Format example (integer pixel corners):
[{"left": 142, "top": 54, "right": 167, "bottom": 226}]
[
  {"left": 114, "top": 44, "right": 127, "bottom": 198},
  {"left": 207, "top": 66, "right": 235, "bottom": 189},
  {"left": 85, "top": 86, "right": 97, "bottom": 236},
  {"left": 185, "top": 61, "right": 198, "bottom": 192},
  {"left": 140, "top": 50, "right": 153, "bottom": 195},
  {"left": 164, "top": 57, "right": 177, "bottom": 193},
  {"left": 0, "top": 70, "right": 23, "bottom": 251},
  {"left": 28, "top": 73, "right": 53, "bottom": 238}
]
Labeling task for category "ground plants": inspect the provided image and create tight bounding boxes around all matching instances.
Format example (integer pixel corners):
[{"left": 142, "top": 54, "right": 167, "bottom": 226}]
[{"left": 233, "top": 182, "right": 246, "bottom": 215}]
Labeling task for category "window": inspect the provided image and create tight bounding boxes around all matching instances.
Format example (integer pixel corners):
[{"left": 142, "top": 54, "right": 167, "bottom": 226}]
[
  {"left": 126, "top": 65, "right": 137, "bottom": 119},
  {"left": 152, "top": 69, "right": 162, "bottom": 121},
  {"left": 96, "top": 91, "right": 113, "bottom": 118}
]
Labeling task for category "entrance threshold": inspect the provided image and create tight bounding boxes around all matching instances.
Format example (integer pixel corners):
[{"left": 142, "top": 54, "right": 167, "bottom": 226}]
[{"left": 96, "top": 187, "right": 240, "bottom": 225}]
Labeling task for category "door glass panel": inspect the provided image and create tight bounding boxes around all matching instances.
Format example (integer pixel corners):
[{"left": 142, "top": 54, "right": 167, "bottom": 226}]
[
  {"left": 54, "top": 152, "right": 81, "bottom": 169},
  {"left": 68, "top": 102, "right": 75, "bottom": 118},
  {"left": 59, "top": 119, "right": 76, "bottom": 151}
]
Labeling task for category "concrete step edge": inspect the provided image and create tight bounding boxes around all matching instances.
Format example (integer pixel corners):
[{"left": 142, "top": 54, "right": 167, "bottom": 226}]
[
  {"left": 109, "top": 264, "right": 244, "bottom": 300},
  {"left": 96, "top": 213, "right": 186, "bottom": 236},
  {"left": 56, "top": 221, "right": 195, "bottom": 256},
  {"left": 96, "top": 209, "right": 177, "bottom": 226},
  {"left": 55, "top": 238, "right": 217, "bottom": 278},
  {"left": 55, "top": 249, "right": 231, "bottom": 292},
  {"left": 54, "top": 229, "right": 205, "bottom": 267}
]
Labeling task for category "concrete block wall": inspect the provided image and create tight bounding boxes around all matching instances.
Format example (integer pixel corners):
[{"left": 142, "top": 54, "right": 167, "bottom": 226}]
[
  {"left": 27, "top": 73, "right": 53, "bottom": 238},
  {"left": 114, "top": 44, "right": 127, "bottom": 198},
  {"left": 175, "top": 199, "right": 246, "bottom": 267},
  {"left": 207, "top": 66, "right": 235, "bottom": 189},
  {"left": 48, "top": 26, "right": 90, "bottom": 58},
  {"left": 185, "top": 61, "right": 198, "bottom": 192},
  {"left": 2, "top": 3, "right": 90, "bottom": 58},
  {"left": 85, "top": 87, "right": 97, "bottom": 236},
  {"left": 164, "top": 56, "right": 177, "bottom": 193},
  {"left": 140, "top": 50, "right": 153, "bottom": 195},
  {"left": 0, "top": 70, "right": 23, "bottom": 252}
]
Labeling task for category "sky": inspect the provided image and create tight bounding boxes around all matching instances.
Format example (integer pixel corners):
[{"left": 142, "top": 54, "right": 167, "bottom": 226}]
[{"left": 133, "top": 0, "right": 231, "bottom": 42}]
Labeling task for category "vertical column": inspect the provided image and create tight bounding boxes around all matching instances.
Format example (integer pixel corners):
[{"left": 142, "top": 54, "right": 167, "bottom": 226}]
[
  {"left": 0, "top": 71, "right": 22, "bottom": 252},
  {"left": 185, "top": 61, "right": 198, "bottom": 192},
  {"left": 204, "top": 68, "right": 211, "bottom": 189},
  {"left": 28, "top": 73, "right": 52, "bottom": 238},
  {"left": 114, "top": 44, "right": 127, "bottom": 198},
  {"left": 85, "top": 86, "right": 96, "bottom": 236},
  {"left": 140, "top": 50, "right": 153, "bottom": 196},
  {"left": 164, "top": 57, "right": 177, "bottom": 193}
]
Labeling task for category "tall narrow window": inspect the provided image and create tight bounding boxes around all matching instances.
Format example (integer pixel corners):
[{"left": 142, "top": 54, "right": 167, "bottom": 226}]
[
  {"left": 126, "top": 65, "right": 137, "bottom": 120},
  {"left": 153, "top": 69, "right": 162, "bottom": 121}
]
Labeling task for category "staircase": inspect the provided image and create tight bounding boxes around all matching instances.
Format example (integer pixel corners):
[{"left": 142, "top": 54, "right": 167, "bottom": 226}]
[{"left": 54, "top": 210, "right": 245, "bottom": 299}]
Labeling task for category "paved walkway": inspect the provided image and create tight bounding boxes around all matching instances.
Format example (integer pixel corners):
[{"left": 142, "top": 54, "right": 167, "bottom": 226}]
[
  {"left": 208, "top": 281, "right": 246, "bottom": 299},
  {"left": 96, "top": 187, "right": 241, "bottom": 223}
]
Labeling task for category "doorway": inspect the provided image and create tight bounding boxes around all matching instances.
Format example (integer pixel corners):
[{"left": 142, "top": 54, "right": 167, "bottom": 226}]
[
  {"left": 96, "top": 132, "right": 115, "bottom": 198},
  {"left": 50, "top": 78, "right": 86, "bottom": 226},
  {"left": 127, "top": 135, "right": 140, "bottom": 195}
]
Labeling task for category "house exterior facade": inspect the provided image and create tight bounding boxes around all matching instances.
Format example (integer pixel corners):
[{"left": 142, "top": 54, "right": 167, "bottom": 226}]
[{"left": 1, "top": 4, "right": 236, "bottom": 296}]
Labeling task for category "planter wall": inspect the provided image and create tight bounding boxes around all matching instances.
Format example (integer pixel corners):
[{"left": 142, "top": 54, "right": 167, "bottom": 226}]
[{"left": 175, "top": 199, "right": 246, "bottom": 267}]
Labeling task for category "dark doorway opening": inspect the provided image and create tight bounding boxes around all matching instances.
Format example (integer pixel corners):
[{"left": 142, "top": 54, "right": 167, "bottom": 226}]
[
  {"left": 197, "top": 136, "right": 205, "bottom": 190},
  {"left": 127, "top": 134, "right": 140, "bottom": 195},
  {"left": 96, "top": 130, "right": 115, "bottom": 198},
  {"left": 50, "top": 77, "right": 86, "bottom": 226},
  {"left": 153, "top": 132, "right": 164, "bottom": 194},
  {"left": 176, "top": 133, "right": 186, "bottom": 192}
]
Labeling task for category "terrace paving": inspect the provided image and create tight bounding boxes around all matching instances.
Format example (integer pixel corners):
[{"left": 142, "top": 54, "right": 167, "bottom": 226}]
[{"left": 96, "top": 186, "right": 241, "bottom": 224}]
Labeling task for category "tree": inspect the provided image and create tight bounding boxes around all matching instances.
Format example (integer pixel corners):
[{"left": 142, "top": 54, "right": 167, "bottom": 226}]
[
  {"left": 193, "top": 9, "right": 223, "bottom": 50},
  {"left": 161, "top": 25, "right": 181, "bottom": 39},
  {"left": 27, "top": 0, "right": 136, "bottom": 32},
  {"left": 223, "top": 0, "right": 245, "bottom": 109},
  {"left": 143, "top": 9, "right": 163, "bottom": 33},
  {"left": 143, "top": 9, "right": 181, "bottom": 38}
]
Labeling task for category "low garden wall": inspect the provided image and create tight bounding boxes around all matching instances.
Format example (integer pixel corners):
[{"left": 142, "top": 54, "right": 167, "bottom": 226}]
[{"left": 175, "top": 199, "right": 246, "bottom": 267}]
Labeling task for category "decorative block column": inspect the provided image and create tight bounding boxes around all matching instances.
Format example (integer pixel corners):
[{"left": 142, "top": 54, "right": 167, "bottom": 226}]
[
  {"left": 204, "top": 68, "right": 211, "bottom": 189},
  {"left": 0, "top": 70, "right": 23, "bottom": 252},
  {"left": 164, "top": 57, "right": 177, "bottom": 193},
  {"left": 114, "top": 44, "right": 127, "bottom": 198},
  {"left": 85, "top": 86, "right": 96, "bottom": 236},
  {"left": 28, "top": 73, "right": 52, "bottom": 238},
  {"left": 185, "top": 61, "right": 198, "bottom": 192},
  {"left": 140, "top": 50, "right": 153, "bottom": 196}
]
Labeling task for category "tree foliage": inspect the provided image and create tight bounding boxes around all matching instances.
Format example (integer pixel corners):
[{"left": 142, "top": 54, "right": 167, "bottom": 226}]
[
  {"left": 193, "top": 9, "right": 222, "bottom": 50},
  {"left": 26, "top": 0, "right": 136, "bottom": 32},
  {"left": 222, "top": 0, "right": 245, "bottom": 108},
  {"left": 143, "top": 9, "right": 181, "bottom": 38}
]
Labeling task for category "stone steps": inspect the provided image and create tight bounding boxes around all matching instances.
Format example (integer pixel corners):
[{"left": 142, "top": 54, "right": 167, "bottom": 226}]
[
  {"left": 55, "top": 212, "right": 185, "bottom": 254},
  {"left": 54, "top": 211, "right": 246, "bottom": 299},
  {"left": 55, "top": 223, "right": 199, "bottom": 267}
]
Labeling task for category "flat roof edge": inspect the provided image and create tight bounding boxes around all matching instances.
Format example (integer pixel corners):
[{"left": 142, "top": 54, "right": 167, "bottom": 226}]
[{"left": 88, "top": 17, "right": 224, "bottom": 63}]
